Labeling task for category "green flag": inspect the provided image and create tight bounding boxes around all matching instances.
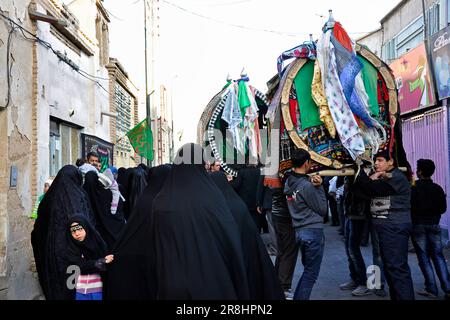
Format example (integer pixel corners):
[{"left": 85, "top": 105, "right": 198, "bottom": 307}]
[{"left": 126, "top": 118, "right": 154, "bottom": 160}]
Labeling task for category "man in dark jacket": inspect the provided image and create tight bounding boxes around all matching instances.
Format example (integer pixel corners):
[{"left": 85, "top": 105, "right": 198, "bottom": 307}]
[
  {"left": 340, "top": 177, "right": 386, "bottom": 297},
  {"left": 411, "top": 159, "right": 450, "bottom": 300},
  {"left": 257, "top": 175, "right": 277, "bottom": 255},
  {"left": 231, "top": 166, "right": 266, "bottom": 233},
  {"left": 270, "top": 185, "right": 298, "bottom": 298},
  {"left": 354, "top": 150, "right": 415, "bottom": 300},
  {"left": 284, "top": 149, "right": 327, "bottom": 300}
]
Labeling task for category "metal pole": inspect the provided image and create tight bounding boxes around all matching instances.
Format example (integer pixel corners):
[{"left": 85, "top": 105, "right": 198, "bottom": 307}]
[
  {"left": 421, "top": 0, "right": 439, "bottom": 103},
  {"left": 170, "top": 76, "right": 177, "bottom": 160},
  {"left": 170, "top": 87, "right": 174, "bottom": 161},
  {"left": 144, "top": 0, "right": 152, "bottom": 167}
]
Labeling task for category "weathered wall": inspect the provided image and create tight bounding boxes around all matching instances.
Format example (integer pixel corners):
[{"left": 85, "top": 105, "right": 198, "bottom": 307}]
[
  {"left": 65, "top": 0, "right": 111, "bottom": 143},
  {"left": 357, "top": 29, "right": 383, "bottom": 57},
  {"left": 0, "top": 0, "right": 43, "bottom": 300},
  {"left": 36, "top": 0, "right": 110, "bottom": 191},
  {"left": 382, "top": 0, "right": 443, "bottom": 43}
]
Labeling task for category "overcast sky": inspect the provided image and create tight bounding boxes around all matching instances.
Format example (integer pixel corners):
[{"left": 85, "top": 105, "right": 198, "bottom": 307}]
[{"left": 103, "top": 0, "right": 399, "bottom": 150}]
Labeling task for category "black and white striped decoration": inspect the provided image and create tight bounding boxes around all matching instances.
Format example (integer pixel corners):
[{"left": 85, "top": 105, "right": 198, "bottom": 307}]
[{"left": 207, "top": 86, "right": 269, "bottom": 177}]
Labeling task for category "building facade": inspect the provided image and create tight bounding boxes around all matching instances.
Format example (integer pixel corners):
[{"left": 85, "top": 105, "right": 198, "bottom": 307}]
[
  {"left": 106, "top": 57, "right": 140, "bottom": 168},
  {"left": 0, "top": 0, "right": 42, "bottom": 299},
  {"left": 0, "top": 0, "right": 140, "bottom": 299},
  {"left": 154, "top": 85, "right": 172, "bottom": 165}
]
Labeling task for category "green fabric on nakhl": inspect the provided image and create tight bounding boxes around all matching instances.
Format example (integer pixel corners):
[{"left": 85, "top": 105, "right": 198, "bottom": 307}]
[
  {"left": 238, "top": 81, "right": 251, "bottom": 121},
  {"left": 214, "top": 110, "right": 233, "bottom": 159},
  {"left": 357, "top": 55, "right": 379, "bottom": 117},
  {"left": 222, "top": 80, "right": 232, "bottom": 90},
  {"left": 293, "top": 60, "right": 323, "bottom": 130},
  {"left": 126, "top": 118, "right": 154, "bottom": 161}
]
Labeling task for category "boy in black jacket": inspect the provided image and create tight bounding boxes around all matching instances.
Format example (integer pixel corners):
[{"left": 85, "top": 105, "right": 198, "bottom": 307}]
[
  {"left": 411, "top": 159, "right": 450, "bottom": 300},
  {"left": 354, "top": 150, "right": 415, "bottom": 300}
]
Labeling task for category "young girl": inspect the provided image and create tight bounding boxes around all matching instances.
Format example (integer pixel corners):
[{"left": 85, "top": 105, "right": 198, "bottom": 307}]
[{"left": 67, "top": 214, "right": 114, "bottom": 300}]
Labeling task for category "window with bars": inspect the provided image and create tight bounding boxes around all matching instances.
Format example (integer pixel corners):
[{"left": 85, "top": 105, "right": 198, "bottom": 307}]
[{"left": 115, "top": 82, "right": 133, "bottom": 153}]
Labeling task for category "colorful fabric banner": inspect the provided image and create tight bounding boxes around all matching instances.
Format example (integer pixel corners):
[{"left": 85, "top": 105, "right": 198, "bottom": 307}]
[
  {"left": 126, "top": 118, "right": 154, "bottom": 161},
  {"left": 293, "top": 60, "right": 323, "bottom": 131}
]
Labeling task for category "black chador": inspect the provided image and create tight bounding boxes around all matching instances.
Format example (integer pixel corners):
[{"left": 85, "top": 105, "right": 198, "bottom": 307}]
[
  {"left": 83, "top": 171, "right": 125, "bottom": 250},
  {"left": 210, "top": 171, "right": 284, "bottom": 300},
  {"left": 106, "top": 164, "right": 172, "bottom": 300},
  {"left": 150, "top": 143, "right": 251, "bottom": 299},
  {"left": 31, "top": 165, "right": 95, "bottom": 300}
]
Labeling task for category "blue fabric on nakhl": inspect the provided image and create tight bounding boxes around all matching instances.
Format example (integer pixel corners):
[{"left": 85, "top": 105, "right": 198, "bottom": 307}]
[{"left": 331, "top": 36, "right": 377, "bottom": 128}]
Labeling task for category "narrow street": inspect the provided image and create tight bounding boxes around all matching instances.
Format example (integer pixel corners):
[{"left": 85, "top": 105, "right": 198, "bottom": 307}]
[{"left": 286, "top": 224, "right": 450, "bottom": 300}]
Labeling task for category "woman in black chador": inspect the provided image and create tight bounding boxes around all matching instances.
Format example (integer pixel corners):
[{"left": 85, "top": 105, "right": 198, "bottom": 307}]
[
  {"left": 210, "top": 171, "right": 285, "bottom": 300},
  {"left": 31, "top": 165, "right": 96, "bottom": 300},
  {"left": 106, "top": 164, "right": 172, "bottom": 300},
  {"left": 121, "top": 166, "right": 147, "bottom": 221},
  {"left": 151, "top": 143, "right": 250, "bottom": 299},
  {"left": 83, "top": 171, "right": 125, "bottom": 250}
]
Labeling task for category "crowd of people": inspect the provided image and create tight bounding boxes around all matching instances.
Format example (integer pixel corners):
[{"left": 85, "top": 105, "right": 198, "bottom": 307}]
[
  {"left": 31, "top": 144, "right": 284, "bottom": 300},
  {"left": 275, "top": 149, "right": 450, "bottom": 300},
  {"left": 30, "top": 144, "right": 450, "bottom": 301}
]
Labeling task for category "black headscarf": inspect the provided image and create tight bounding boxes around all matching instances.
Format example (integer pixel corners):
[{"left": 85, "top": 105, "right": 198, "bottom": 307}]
[
  {"left": 67, "top": 214, "right": 108, "bottom": 263},
  {"left": 31, "top": 165, "right": 95, "bottom": 300},
  {"left": 106, "top": 164, "right": 172, "bottom": 300},
  {"left": 117, "top": 167, "right": 128, "bottom": 190},
  {"left": 137, "top": 163, "right": 151, "bottom": 182},
  {"left": 123, "top": 167, "right": 147, "bottom": 220},
  {"left": 210, "top": 171, "right": 284, "bottom": 300},
  {"left": 151, "top": 143, "right": 250, "bottom": 300},
  {"left": 65, "top": 214, "right": 108, "bottom": 298},
  {"left": 83, "top": 171, "right": 125, "bottom": 250}
]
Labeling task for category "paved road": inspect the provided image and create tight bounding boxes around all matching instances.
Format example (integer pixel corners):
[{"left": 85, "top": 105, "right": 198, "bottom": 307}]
[{"left": 284, "top": 224, "right": 450, "bottom": 300}]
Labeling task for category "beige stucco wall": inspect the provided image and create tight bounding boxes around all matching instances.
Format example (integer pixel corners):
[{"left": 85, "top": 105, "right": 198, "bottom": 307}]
[
  {"left": 35, "top": 0, "right": 111, "bottom": 191},
  {"left": 0, "top": 0, "right": 114, "bottom": 299},
  {"left": 357, "top": 29, "right": 383, "bottom": 58},
  {"left": 0, "top": 0, "right": 43, "bottom": 300}
]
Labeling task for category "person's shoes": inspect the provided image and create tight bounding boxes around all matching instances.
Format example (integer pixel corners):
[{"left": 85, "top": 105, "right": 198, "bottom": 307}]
[
  {"left": 339, "top": 280, "right": 358, "bottom": 290},
  {"left": 445, "top": 292, "right": 450, "bottom": 300},
  {"left": 284, "top": 289, "right": 293, "bottom": 300},
  {"left": 416, "top": 289, "right": 438, "bottom": 299},
  {"left": 373, "top": 288, "right": 387, "bottom": 297},
  {"left": 352, "top": 285, "right": 372, "bottom": 296}
]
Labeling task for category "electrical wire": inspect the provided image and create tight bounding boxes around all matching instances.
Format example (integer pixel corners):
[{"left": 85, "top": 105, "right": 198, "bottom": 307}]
[
  {"left": 0, "top": 12, "right": 110, "bottom": 95},
  {"left": 103, "top": 7, "right": 125, "bottom": 21},
  {"left": 186, "top": 0, "right": 253, "bottom": 6},
  {"left": 162, "top": 0, "right": 373, "bottom": 37},
  {"left": 0, "top": 24, "right": 15, "bottom": 108}
]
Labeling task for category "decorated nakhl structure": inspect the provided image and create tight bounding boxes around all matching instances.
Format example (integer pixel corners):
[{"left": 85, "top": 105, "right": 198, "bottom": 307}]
[
  {"left": 198, "top": 11, "right": 409, "bottom": 184},
  {"left": 197, "top": 70, "right": 270, "bottom": 177}
]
